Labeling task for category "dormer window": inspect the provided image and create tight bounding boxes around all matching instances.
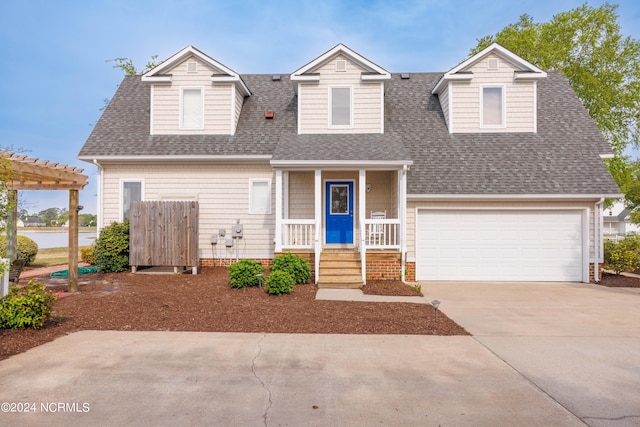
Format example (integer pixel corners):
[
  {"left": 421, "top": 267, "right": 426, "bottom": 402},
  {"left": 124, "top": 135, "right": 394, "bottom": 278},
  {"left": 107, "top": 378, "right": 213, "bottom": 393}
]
[
  {"left": 481, "top": 85, "right": 505, "bottom": 127},
  {"left": 180, "top": 87, "right": 204, "bottom": 129},
  {"left": 329, "top": 86, "right": 352, "bottom": 127}
]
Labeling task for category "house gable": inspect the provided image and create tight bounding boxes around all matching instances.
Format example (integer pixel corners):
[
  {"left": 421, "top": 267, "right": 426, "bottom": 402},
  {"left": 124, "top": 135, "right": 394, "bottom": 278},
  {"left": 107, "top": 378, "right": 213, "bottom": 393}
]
[
  {"left": 291, "top": 44, "right": 390, "bottom": 135},
  {"left": 432, "top": 43, "right": 547, "bottom": 134},
  {"left": 142, "top": 46, "right": 250, "bottom": 136}
]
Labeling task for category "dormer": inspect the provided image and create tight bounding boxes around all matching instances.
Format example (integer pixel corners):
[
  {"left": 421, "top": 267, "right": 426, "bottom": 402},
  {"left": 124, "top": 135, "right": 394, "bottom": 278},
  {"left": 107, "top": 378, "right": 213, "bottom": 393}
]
[
  {"left": 432, "top": 43, "right": 547, "bottom": 134},
  {"left": 142, "top": 46, "right": 251, "bottom": 135},
  {"left": 291, "top": 44, "right": 391, "bottom": 135}
]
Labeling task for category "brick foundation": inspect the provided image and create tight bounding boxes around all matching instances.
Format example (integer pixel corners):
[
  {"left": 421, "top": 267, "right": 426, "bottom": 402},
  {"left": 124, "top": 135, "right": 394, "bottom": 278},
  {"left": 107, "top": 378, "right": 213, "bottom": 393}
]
[
  {"left": 590, "top": 262, "right": 604, "bottom": 283},
  {"left": 199, "top": 258, "right": 273, "bottom": 269},
  {"left": 365, "top": 252, "right": 402, "bottom": 280}
]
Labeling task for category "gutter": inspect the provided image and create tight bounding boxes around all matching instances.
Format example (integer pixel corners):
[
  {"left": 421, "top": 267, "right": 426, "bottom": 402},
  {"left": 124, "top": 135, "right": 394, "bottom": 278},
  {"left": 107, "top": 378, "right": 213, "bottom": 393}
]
[{"left": 594, "top": 198, "right": 605, "bottom": 282}]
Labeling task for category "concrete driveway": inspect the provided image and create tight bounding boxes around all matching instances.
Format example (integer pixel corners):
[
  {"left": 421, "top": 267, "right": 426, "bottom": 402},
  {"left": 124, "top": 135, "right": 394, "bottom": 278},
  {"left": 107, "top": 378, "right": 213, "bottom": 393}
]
[
  {"left": 0, "top": 282, "right": 638, "bottom": 426},
  {"left": 422, "top": 281, "right": 640, "bottom": 427}
]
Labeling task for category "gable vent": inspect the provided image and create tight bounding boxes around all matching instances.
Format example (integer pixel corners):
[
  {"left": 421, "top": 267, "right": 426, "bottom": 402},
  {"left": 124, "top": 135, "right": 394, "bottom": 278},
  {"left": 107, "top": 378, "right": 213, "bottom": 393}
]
[
  {"left": 401, "top": 73, "right": 410, "bottom": 79},
  {"left": 336, "top": 60, "right": 347, "bottom": 72},
  {"left": 487, "top": 58, "right": 499, "bottom": 70},
  {"left": 187, "top": 61, "right": 197, "bottom": 73},
  {"left": 272, "top": 75, "right": 281, "bottom": 81}
]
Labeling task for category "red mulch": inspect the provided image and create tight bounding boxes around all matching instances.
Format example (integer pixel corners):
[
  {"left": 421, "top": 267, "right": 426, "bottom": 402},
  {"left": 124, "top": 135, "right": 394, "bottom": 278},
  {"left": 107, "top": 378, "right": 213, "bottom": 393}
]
[
  {"left": 0, "top": 267, "right": 467, "bottom": 361},
  {"left": 362, "top": 279, "right": 423, "bottom": 296}
]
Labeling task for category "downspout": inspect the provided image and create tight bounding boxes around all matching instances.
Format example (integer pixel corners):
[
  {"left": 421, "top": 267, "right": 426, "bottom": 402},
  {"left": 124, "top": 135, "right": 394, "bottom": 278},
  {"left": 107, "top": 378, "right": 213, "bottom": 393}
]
[
  {"left": 594, "top": 198, "right": 604, "bottom": 282},
  {"left": 401, "top": 164, "right": 407, "bottom": 283},
  {"left": 93, "top": 159, "right": 103, "bottom": 232}
]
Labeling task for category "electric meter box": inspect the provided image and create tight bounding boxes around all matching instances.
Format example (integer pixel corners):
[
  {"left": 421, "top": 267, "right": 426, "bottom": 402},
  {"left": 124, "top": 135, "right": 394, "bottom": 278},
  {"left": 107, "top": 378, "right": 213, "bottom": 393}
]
[{"left": 232, "top": 224, "right": 243, "bottom": 238}]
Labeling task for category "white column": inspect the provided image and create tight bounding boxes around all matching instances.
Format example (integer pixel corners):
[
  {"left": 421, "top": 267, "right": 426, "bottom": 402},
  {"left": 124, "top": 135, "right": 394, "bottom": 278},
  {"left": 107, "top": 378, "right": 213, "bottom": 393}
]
[
  {"left": 314, "top": 169, "right": 322, "bottom": 284},
  {"left": 359, "top": 169, "right": 367, "bottom": 284},
  {"left": 283, "top": 171, "right": 289, "bottom": 220},
  {"left": 275, "top": 170, "right": 283, "bottom": 253},
  {"left": 399, "top": 166, "right": 407, "bottom": 281}
]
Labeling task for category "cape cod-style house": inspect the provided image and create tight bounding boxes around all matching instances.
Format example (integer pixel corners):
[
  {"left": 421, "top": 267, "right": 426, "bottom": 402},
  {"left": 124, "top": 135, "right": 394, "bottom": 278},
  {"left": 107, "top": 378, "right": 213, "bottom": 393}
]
[{"left": 78, "top": 43, "right": 621, "bottom": 285}]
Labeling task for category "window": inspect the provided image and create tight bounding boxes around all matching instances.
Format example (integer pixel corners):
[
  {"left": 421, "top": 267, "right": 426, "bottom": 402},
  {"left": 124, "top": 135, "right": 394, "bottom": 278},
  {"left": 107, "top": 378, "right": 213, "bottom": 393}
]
[
  {"left": 481, "top": 86, "right": 505, "bottom": 127},
  {"left": 121, "top": 180, "right": 142, "bottom": 221},
  {"left": 330, "top": 86, "right": 352, "bottom": 127},
  {"left": 249, "top": 179, "right": 271, "bottom": 214},
  {"left": 181, "top": 87, "right": 203, "bottom": 129}
]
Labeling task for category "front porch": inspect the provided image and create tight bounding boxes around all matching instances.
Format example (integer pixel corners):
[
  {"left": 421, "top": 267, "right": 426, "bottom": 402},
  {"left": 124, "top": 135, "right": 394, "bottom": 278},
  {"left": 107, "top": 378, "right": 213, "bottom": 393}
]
[{"left": 273, "top": 168, "right": 408, "bottom": 287}]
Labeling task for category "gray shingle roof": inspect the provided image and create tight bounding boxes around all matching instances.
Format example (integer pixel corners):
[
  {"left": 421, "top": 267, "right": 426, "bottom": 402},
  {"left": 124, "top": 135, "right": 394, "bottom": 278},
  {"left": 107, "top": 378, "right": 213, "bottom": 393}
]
[{"left": 78, "top": 70, "right": 620, "bottom": 195}]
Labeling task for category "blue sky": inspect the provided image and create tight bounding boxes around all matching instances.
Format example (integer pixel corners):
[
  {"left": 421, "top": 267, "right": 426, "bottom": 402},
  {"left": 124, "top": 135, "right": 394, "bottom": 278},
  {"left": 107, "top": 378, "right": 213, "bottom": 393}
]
[{"left": 1, "top": 0, "right": 639, "bottom": 215}]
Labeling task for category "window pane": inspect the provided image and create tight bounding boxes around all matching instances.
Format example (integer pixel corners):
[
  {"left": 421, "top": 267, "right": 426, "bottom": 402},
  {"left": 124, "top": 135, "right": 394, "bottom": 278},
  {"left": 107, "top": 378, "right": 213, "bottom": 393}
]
[
  {"left": 123, "top": 181, "right": 141, "bottom": 220},
  {"left": 251, "top": 181, "right": 270, "bottom": 213},
  {"left": 182, "top": 89, "right": 202, "bottom": 128},
  {"left": 483, "top": 87, "right": 503, "bottom": 126},
  {"left": 330, "top": 185, "right": 349, "bottom": 214},
  {"left": 331, "top": 87, "right": 351, "bottom": 126}
]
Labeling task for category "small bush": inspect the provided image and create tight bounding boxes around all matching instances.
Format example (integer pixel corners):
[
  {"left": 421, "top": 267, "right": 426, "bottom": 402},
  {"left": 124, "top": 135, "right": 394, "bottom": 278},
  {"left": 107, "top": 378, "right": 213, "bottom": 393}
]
[
  {"left": 265, "top": 270, "right": 295, "bottom": 295},
  {"left": 271, "top": 253, "right": 311, "bottom": 284},
  {"left": 604, "top": 237, "right": 640, "bottom": 275},
  {"left": 80, "top": 245, "right": 97, "bottom": 265},
  {"left": 0, "top": 235, "right": 39, "bottom": 265},
  {"left": 229, "top": 259, "right": 265, "bottom": 288},
  {"left": 95, "top": 221, "right": 130, "bottom": 273},
  {"left": 0, "top": 280, "right": 57, "bottom": 329}
]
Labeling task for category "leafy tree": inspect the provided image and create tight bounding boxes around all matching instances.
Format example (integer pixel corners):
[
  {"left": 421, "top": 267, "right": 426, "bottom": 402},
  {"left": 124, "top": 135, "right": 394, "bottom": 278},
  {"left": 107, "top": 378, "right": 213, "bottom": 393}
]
[
  {"left": 107, "top": 55, "right": 160, "bottom": 75},
  {"left": 37, "top": 207, "right": 62, "bottom": 226},
  {"left": 471, "top": 2, "right": 640, "bottom": 219}
]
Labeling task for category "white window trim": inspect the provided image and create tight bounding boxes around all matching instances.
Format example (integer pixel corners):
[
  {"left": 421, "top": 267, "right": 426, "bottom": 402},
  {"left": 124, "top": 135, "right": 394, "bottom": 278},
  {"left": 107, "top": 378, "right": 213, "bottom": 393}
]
[
  {"left": 179, "top": 86, "right": 205, "bottom": 130},
  {"left": 480, "top": 84, "right": 506, "bottom": 128},
  {"left": 119, "top": 179, "right": 144, "bottom": 222},
  {"left": 249, "top": 178, "right": 272, "bottom": 214},
  {"left": 328, "top": 85, "right": 354, "bottom": 129}
]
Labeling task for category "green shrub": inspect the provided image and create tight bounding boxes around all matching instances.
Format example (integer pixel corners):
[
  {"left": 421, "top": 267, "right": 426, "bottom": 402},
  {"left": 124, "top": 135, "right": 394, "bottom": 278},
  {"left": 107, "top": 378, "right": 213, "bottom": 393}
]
[
  {"left": 95, "top": 221, "right": 130, "bottom": 273},
  {"left": 265, "top": 270, "right": 295, "bottom": 295},
  {"left": 0, "top": 280, "right": 57, "bottom": 329},
  {"left": 229, "top": 259, "right": 265, "bottom": 288},
  {"left": 0, "top": 235, "right": 39, "bottom": 265},
  {"left": 604, "top": 237, "right": 640, "bottom": 275},
  {"left": 271, "top": 253, "right": 311, "bottom": 284},
  {"left": 80, "top": 244, "right": 97, "bottom": 265}
]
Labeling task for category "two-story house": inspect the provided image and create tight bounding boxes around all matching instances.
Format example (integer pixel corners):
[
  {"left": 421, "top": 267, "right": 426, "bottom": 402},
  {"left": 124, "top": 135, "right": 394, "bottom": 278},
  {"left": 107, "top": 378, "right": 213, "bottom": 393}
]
[{"left": 78, "top": 43, "right": 621, "bottom": 285}]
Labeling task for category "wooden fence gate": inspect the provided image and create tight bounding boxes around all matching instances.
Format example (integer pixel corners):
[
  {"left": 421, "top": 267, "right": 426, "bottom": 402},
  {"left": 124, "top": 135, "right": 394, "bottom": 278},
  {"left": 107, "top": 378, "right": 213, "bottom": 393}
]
[{"left": 129, "top": 201, "right": 199, "bottom": 274}]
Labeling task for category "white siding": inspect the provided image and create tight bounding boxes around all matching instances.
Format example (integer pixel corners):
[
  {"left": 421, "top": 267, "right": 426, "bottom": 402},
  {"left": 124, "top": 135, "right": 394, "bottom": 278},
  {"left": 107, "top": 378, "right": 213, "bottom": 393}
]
[
  {"left": 151, "top": 56, "right": 235, "bottom": 135},
  {"left": 101, "top": 163, "right": 275, "bottom": 259},
  {"left": 450, "top": 53, "right": 536, "bottom": 133},
  {"left": 438, "top": 83, "right": 450, "bottom": 129},
  {"left": 298, "top": 54, "right": 383, "bottom": 134}
]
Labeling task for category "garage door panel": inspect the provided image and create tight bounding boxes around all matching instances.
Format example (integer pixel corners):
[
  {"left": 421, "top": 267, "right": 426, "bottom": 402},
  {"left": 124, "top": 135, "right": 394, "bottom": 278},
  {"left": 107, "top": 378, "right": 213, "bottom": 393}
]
[{"left": 416, "top": 210, "right": 583, "bottom": 282}]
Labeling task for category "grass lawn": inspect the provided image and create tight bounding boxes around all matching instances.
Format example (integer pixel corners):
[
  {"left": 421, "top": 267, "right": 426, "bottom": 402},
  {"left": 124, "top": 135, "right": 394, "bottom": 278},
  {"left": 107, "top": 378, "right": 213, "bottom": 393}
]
[{"left": 31, "top": 246, "right": 91, "bottom": 268}]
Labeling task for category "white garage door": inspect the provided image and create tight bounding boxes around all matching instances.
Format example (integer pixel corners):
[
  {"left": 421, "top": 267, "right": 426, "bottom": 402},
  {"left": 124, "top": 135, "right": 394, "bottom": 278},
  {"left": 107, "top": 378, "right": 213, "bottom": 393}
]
[{"left": 416, "top": 210, "right": 584, "bottom": 281}]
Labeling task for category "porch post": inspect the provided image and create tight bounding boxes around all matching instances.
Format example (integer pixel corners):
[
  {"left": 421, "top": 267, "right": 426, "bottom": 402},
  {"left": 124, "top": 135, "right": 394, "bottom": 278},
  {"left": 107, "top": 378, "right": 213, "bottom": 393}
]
[
  {"left": 68, "top": 189, "right": 79, "bottom": 292},
  {"left": 7, "top": 190, "right": 17, "bottom": 261},
  {"left": 275, "top": 170, "right": 283, "bottom": 253},
  {"left": 359, "top": 169, "right": 367, "bottom": 284},
  {"left": 314, "top": 169, "right": 321, "bottom": 284},
  {"left": 399, "top": 166, "right": 407, "bottom": 282}
]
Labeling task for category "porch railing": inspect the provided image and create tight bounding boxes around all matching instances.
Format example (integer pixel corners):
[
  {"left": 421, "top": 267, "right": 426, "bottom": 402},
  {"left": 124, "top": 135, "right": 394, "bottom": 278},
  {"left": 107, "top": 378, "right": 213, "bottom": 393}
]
[
  {"left": 362, "top": 218, "right": 400, "bottom": 249},
  {"left": 281, "top": 219, "right": 316, "bottom": 249}
]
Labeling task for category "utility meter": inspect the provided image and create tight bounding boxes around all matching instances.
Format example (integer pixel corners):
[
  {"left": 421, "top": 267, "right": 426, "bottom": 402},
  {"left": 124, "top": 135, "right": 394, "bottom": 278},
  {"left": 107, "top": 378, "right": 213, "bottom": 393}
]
[
  {"left": 210, "top": 235, "right": 218, "bottom": 244},
  {"left": 219, "top": 228, "right": 226, "bottom": 237},
  {"left": 232, "top": 222, "right": 243, "bottom": 238},
  {"left": 225, "top": 238, "right": 233, "bottom": 248}
]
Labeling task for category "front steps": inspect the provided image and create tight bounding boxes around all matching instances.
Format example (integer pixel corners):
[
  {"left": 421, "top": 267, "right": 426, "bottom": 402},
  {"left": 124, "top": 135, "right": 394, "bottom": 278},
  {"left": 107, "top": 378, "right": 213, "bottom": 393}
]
[{"left": 318, "top": 251, "right": 363, "bottom": 289}]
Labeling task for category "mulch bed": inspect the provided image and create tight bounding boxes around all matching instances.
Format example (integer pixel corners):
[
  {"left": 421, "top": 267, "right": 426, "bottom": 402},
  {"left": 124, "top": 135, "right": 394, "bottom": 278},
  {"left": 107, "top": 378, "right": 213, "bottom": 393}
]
[
  {"left": 362, "top": 279, "right": 423, "bottom": 296},
  {"left": 598, "top": 272, "right": 640, "bottom": 288},
  {"left": 0, "top": 267, "right": 467, "bottom": 361}
]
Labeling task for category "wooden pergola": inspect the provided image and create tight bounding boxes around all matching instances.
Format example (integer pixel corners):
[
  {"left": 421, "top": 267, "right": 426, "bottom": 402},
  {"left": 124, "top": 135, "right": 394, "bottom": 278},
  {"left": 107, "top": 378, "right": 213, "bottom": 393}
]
[{"left": 3, "top": 152, "right": 88, "bottom": 292}]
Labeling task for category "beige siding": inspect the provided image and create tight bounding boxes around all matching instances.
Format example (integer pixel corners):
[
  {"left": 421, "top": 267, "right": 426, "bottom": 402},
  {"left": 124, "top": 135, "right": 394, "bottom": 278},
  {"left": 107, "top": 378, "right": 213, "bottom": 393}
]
[
  {"left": 406, "top": 200, "right": 597, "bottom": 263},
  {"left": 151, "top": 56, "right": 235, "bottom": 135},
  {"left": 299, "top": 54, "right": 383, "bottom": 134},
  {"left": 102, "top": 163, "right": 275, "bottom": 259},
  {"left": 438, "top": 83, "right": 450, "bottom": 129},
  {"left": 450, "top": 53, "right": 536, "bottom": 133},
  {"left": 288, "top": 171, "right": 315, "bottom": 219},
  {"left": 365, "top": 171, "right": 396, "bottom": 219},
  {"left": 233, "top": 86, "right": 245, "bottom": 134}
]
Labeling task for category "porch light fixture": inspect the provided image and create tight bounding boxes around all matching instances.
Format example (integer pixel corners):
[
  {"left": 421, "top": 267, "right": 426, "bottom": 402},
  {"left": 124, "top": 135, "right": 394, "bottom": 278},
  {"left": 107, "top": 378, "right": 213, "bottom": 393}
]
[
  {"left": 431, "top": 300, "right": 441, "bottom": 322},
  {"left": 366, "top": 184, "right": 372, "bottom": 193}
]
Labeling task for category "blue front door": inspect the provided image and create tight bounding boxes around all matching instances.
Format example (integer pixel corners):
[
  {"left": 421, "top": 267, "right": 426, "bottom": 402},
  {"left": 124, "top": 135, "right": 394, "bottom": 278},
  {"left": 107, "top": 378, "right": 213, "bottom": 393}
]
[{"left": 326, "top": 181, "right": 354, "bottom": 244}]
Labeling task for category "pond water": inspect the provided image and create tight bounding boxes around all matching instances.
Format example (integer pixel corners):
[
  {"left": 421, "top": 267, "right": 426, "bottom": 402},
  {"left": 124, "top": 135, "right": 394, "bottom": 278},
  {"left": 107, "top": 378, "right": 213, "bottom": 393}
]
[{"left": 18, "top": 231, "right": 97, "bottom": 249}]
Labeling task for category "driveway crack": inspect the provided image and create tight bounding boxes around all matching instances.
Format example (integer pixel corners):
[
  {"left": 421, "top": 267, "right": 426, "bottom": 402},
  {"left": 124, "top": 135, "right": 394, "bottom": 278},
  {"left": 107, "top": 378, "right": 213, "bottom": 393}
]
[
  {"left": 252, "top": 333, "right": 272, "bottom": 427},
  {"left": 583, "top": 415, "right": 640, "bottom": 421}
]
